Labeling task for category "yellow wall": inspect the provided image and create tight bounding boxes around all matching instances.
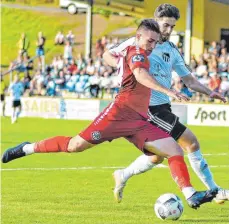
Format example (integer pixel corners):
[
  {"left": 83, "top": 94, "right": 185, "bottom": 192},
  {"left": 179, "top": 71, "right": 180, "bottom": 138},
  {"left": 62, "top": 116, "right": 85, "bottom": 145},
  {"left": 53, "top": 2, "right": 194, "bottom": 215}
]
[
  {"left": 204, "top": 0, "right": 229, "bottom": 43},
  {"left": 144, "top": 0, "right": 187, "bottom": 32},
  {"left": 191, "top": 0, "right": 205, "bottom": 57}
]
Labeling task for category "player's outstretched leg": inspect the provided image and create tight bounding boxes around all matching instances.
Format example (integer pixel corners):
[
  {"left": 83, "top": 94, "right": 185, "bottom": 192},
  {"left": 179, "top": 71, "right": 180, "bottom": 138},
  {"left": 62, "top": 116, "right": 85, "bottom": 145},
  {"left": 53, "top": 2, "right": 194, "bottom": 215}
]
[
  {"left": 2, "top": 135, "right": 94, "bottom": 163},
  {"left": 144, "top": 137, "right": 218, "bottom": 209},
  {"left": 113, "top": 154, "right": 163, "bottom": 203}
]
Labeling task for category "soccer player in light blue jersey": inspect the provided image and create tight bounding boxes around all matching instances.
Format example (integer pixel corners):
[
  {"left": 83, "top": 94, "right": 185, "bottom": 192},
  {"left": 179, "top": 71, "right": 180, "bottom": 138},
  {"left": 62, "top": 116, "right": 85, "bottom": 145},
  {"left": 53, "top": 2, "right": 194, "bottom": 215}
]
[
  {"left": 107, "top": 4, "right": 228, "bottom": 204},
  {"left": 8, "top": 75, "right": 24, "bottom": 124}
]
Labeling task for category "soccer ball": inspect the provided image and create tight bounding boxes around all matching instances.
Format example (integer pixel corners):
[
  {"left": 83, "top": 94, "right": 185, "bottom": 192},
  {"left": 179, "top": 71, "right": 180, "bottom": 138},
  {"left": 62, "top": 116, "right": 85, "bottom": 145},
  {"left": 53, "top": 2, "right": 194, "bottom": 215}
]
[{"left": 154, "top": 193, "right": 184, "bottom": 220}]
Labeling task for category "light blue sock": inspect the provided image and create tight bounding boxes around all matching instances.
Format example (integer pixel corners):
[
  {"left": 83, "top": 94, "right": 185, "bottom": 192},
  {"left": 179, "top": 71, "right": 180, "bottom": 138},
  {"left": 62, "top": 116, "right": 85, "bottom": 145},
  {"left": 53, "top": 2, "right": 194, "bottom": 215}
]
[{"left": 188, "top": 149, "right": 219, "bottom": 190}]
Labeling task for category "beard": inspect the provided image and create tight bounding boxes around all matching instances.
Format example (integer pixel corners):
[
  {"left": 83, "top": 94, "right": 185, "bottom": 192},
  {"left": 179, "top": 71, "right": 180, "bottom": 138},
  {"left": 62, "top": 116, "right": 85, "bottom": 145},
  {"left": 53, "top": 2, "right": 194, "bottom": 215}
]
[{"left": 160, "top": 34, "right": 170, "bottom": 42}]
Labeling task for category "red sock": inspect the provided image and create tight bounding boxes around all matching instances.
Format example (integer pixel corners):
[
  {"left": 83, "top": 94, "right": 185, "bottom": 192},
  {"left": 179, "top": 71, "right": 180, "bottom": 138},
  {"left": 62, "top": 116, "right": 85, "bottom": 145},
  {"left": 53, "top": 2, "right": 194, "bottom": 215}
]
[
  {"left": 34, "top": 136, "right": 71, "bottom": 153},
  {"left": 168, "top": 155, "right": 192, "bottom": 190}
]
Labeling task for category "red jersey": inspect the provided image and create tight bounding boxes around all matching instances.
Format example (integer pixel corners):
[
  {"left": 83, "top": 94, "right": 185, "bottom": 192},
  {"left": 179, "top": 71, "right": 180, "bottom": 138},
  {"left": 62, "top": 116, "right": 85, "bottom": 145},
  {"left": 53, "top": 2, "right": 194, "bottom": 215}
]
[{"left": 114, "top": 45, "right": 150, "bottom": 118}]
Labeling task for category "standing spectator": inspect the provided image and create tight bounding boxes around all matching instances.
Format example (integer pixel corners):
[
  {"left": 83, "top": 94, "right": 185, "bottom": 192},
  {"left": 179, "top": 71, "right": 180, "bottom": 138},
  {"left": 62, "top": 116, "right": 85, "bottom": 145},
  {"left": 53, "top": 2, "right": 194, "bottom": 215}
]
[
  {"left": 55, "top": 31, "right": 65, "bottom": 45},
  {"left": 8, "top": 75, "right": 24, "bottom": 124},
  {"left": 63, "top": 41, "right": 73, "bottom": 61},
  {"left": 18, "top": 33, "right": 30, "bottom": 56},
  {"left": 36, "top": 31, "right": 46, "bottom": 72},
  {"left": 66, "top": 30, "right": 75, "bottom": 45}
]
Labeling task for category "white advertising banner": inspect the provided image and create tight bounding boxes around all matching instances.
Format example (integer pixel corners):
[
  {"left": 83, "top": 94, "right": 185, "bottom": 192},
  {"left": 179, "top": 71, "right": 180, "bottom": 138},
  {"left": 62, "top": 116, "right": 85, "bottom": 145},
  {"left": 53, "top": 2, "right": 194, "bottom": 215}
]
[
  {"left": 4, "top": 97, "right": 100, "bottom": 120},
  {"left": 187, "top": 104, "right": 229, "bottom": 126},
  {"left": 4, "top": 97, "right": 60, "bottom": 118},
  {"left": 61, "top": 99, "right": 100, "bottom": 120}
]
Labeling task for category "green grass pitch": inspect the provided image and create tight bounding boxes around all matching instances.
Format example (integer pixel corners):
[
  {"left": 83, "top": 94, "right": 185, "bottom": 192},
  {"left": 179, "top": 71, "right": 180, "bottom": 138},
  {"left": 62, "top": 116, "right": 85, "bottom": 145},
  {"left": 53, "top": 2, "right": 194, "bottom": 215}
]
[{"left": 1, "top": 117, "right": 229, "bottom": 224}]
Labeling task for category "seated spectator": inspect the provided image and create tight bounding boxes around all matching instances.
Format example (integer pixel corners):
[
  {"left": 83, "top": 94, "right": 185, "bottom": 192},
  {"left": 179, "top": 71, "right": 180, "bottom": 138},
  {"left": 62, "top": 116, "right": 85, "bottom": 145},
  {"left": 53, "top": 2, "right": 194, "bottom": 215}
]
[
  {"left": 100, "top": 71, "right": 112, "bottom": 98},
  {"left": 57, "top": 55, "right": 64, "bottom": 70},
  {"left": 68, "top": 59, "right": 78, "bottom": 74},
  {"left": 55, "top": 70, "right": 66, "bottom": 91},
  {"left": 76, "top": 54, "right": 86, "bottom": 70},
  {"left": 22, "top": 73, "right": 32, "bottom": 90},
  {"left": 9, "top": 54, "right": 27, "bottom": 74},
  {"left": 55, "top": 31, "right": 65, "bottom": 45},
  {"left": 209, "top": 73, "right": 221, "bottom": 92},
  {"left": 85, "top": 58, "right": 95, "bottom": 75},
  {"left": 88, "top": 72, "right": 101, "bottom": 98},
  {"left": 66, "top": 30, "right": 75, "bottom": 45},
  {"left": 208, "top": 41, "right": 220, "bottom": 55},
  {"left": 202, "top": 48, "right": 210, "bottom": 62},
  {"left": 189, "top": 55, "right": 198, "bottom": 72},
  {"left": 219, "top": 76, "right": 229, "bottom": 98},
  {"left": 196, "top": 59, "right": 208, "bottom": 78},
  {"left": 95, "top": 39, "right": 104, "bottom": 56},
  {"left": 29, "top": 69, "right": 44, "bottom": 95},
  {"left": 218, "top": 56, "right": 228, "bottom": 73},
  {"left": 63, "top": 41, "right": 73, "bottom": 61}
]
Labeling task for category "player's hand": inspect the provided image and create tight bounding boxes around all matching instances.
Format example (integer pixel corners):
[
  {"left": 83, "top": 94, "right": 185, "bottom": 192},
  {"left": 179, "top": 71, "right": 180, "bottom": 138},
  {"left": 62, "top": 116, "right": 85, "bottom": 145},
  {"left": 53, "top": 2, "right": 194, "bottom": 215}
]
[
  {"left": 168, "top": 90, "right": 190, "bottom": 102},
  {"left": 209, "top": 91, "right": 227, "bottom": 103}
]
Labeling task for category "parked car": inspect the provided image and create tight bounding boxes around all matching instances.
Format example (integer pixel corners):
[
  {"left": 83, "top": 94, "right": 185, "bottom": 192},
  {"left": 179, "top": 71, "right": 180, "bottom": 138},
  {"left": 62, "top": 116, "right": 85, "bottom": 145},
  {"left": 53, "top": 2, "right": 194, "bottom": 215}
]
[{"left": 59, "top": 0, "right": 88, "bottom": 14}]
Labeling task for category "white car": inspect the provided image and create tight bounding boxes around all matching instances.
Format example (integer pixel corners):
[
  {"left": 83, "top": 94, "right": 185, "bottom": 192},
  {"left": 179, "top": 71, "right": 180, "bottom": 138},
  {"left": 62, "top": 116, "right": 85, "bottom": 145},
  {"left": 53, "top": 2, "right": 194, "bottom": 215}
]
[{"left": 59, "top": 0, "right": 88, "bottom": 14}]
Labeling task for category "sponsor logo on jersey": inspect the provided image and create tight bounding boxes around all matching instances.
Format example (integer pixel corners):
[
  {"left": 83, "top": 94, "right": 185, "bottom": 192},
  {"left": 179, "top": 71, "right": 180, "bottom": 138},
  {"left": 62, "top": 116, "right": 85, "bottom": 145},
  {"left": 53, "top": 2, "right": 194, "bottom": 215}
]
[
  {"left": 91, "top": 131, "right": 101, "bottom": 140},
  {"left": 132, "top": 54, "right": 145, "bottom": 63},
  {"left": 162, "top": 52, "right": 170, "bottom": 62}
]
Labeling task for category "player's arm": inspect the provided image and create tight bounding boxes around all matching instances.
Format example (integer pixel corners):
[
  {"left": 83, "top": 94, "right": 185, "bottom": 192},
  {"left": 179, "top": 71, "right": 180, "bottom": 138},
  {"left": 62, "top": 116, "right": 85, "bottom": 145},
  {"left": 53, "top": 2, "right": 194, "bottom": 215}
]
[
  {"left": 133, "top": 67, "right": 189, "bottom": 101},
  {"left": 181, "top": 74, "right": 226, "bottom": 102},
  {"left": 103, "top": 50, "right": 118, "bottom": 67},
  {"left": 103, "top": 37, "right": 136, "bottom": 68},
  {"left": 172, "top": 45, "right": 226, "bottom": 102}
]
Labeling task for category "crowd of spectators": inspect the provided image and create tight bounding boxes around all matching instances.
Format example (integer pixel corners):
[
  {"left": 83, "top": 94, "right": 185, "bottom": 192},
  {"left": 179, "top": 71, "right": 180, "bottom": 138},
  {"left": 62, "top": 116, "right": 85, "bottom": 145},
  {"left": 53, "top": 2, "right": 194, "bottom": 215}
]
[{"left": 5, "top": 33, "right": 229, "bottom": 102}]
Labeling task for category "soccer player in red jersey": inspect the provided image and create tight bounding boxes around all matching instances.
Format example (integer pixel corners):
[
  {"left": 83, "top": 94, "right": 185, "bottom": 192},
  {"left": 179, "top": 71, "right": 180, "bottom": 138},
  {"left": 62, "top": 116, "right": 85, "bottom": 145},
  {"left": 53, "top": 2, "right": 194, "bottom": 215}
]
[{"left": 2, "top": 19, "right": 217, "bottom": 209}]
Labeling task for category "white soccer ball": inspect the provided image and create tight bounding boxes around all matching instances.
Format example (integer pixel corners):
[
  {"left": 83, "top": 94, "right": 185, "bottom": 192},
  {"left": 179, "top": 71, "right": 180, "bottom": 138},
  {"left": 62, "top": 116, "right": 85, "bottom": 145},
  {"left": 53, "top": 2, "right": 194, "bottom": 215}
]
[{"left": 154, "top": 193, "right": 184, "bottom": 220}]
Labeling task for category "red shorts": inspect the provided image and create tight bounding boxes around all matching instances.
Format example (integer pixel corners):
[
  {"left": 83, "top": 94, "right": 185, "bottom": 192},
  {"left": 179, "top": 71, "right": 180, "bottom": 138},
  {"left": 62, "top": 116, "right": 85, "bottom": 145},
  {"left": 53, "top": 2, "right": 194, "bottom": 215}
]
[{"left": 79, "top": 103, "right": 169, "bottom": 153}]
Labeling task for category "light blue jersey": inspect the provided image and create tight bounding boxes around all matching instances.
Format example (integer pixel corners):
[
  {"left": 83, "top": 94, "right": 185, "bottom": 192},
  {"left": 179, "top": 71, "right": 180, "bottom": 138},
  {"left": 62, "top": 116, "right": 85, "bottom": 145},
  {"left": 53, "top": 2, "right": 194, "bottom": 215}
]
[
  {"left": 109, "top": 37, "right": 191, "bottom": 106},
  {"left": 9, "top": 82, "right": 24, "bottom": 101},
  {"left": 148, "top": 41, "right": 190, "bottom": 105}
]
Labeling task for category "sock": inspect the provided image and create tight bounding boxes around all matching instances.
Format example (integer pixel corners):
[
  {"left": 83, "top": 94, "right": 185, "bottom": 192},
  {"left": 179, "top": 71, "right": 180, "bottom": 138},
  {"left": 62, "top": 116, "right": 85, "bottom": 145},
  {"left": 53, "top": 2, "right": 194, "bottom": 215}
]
[
  {"left": 23, "top": 143, "right": 35, "bottom": 155},
  {"left": 182, "top": 187, "right": 196, "bottom": 199},
  {"left": 188, "top": 149, "right": 219, "bottom": 190},
  {"left": 168, "top": 155, "right": 193, "bottom": 190},
  {"left": 122, "top": 154, "right": 156, "bottom": 181},
  {"left": 34, "top": 136, "right": 71, "bottom": 153}
]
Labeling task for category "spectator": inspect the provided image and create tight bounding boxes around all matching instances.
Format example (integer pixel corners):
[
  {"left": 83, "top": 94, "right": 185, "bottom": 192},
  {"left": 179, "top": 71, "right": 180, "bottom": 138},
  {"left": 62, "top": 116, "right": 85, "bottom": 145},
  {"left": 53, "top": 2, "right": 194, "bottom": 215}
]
[
  {"left": 18, "top": 33, "right": 30, "bottom": 56},
  {"left": 85, "top": 58, "right": 95, "bottom": 75},
  {"left": 219, "top": 76, "right": 229, "bottom": 99},
  {"left": 66, "top": 30, "right": 75, "bottom": 45},
  {"left": 63, "top": 41, "right": 73, "bottom": 61},
  {"left": 36, "top": 31, "right": 46, "bottom": 72},
  {"left": 209, "top": 73, "right": 221, "bottom": 92},
  {"left": 55, "top": 31, "right": 65, "bottom": 45},
  {"left": 88, "top": 71, "right": 100, "bottom": 98},
  {"left": 190, "top": 55, "right": 198, "bottom": 72},
  {"left": 196, "top": 58, "right": 208, "bottom": 78}
]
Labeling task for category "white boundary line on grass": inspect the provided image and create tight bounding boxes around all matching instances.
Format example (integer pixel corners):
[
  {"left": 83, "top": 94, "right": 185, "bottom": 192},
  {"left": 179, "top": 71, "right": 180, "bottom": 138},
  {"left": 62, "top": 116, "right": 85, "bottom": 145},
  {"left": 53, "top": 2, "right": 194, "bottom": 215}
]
[{"left": 1, "top": 164, "right": 229, "bottom": 171}]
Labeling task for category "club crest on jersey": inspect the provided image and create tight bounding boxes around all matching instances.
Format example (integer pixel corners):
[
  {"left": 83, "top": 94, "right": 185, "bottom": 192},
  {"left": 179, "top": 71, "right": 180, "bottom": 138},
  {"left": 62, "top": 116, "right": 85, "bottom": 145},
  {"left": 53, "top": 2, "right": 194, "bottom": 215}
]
[
  {"left": 132, "top": 54, "right": 145, "bottom": 63},
  {"left": 91, "top": 131, "right": 101, "bottom": 140},
  {"left": 162, "top": 52, "right": 170, "bottom": 62}
]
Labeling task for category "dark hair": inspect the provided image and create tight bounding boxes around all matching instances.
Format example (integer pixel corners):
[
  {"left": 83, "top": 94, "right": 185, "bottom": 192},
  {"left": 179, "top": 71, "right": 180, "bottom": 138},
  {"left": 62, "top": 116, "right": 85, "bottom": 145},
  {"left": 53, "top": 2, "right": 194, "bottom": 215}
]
[
  {"left": 154, "top": 4, "right": 180, "bottom": 20},
  {"left": 137, "top": 19, "right": 160, "bottom": 33}
]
